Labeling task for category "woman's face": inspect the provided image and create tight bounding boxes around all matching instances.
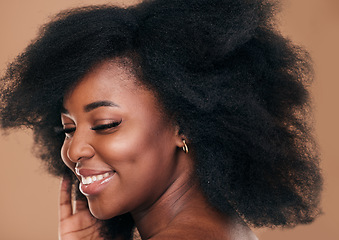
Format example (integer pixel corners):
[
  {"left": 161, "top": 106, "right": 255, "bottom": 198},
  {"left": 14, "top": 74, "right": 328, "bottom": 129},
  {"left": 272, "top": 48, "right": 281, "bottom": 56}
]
[{"left": 60, "top": 60, "right": 186, "bottom": 219}]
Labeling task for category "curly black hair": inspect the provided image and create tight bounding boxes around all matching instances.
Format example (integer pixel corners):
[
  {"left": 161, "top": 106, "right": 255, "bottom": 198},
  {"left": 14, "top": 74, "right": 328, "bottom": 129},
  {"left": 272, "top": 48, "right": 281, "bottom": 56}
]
[{"left": 0, "top": 0, "right": 322, "bottom": 239}]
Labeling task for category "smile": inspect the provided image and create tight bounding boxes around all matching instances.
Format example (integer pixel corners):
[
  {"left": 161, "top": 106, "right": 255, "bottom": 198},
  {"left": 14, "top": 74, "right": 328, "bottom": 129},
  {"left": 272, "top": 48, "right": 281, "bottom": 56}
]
[
  {"left": 81, "top": 172, "right": 111, "bottom": 185},
  {"left": 75, "top": 168, "right": 116, "bottom": 195}
]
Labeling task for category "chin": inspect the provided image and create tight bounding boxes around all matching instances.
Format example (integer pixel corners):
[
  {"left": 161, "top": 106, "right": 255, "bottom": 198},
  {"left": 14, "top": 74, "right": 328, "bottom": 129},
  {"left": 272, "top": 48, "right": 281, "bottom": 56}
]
[
  {"left": 87, "top": 199, "right": 124, "bottom": 220},
  {"left": 90, "top": 212, "right": 110, "bottom": 220},
  {"left": 89, "top": 208, "right": 113, "bottom": 220}
]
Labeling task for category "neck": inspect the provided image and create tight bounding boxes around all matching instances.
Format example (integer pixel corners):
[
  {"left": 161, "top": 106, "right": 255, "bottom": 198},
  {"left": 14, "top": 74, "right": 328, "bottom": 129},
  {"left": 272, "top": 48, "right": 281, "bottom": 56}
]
[
  {"left": 131, "top": 173, "right": 206, "bottom": 239},
  {"left": 130, "top": 174, "right": 257, "bottom": 240}
]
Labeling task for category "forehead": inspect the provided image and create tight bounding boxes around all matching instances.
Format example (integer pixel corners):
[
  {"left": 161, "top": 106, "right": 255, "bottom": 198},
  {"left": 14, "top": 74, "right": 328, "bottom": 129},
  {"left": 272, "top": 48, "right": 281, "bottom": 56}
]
[
  {"left": 65, "top": 60, "right": 138, "bottom": 98},
  {"left": 62, "top": 59, "right": 161, "bottom": 116}
]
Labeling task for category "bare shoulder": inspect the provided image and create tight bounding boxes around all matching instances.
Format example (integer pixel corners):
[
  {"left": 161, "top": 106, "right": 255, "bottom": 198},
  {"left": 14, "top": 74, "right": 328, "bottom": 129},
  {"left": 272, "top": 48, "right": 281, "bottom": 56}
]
[
  {"left": 149, "top": 225, "right": 228, "bottom": 240},
  {"left": 148, "top": 202, "right": 257, "bottom": 240},
  {"left": 150, "top": 221, "right": 228, "bottom": 240},
  {"left": 149, "top": 220, "right": 258, "bottom": 240}
]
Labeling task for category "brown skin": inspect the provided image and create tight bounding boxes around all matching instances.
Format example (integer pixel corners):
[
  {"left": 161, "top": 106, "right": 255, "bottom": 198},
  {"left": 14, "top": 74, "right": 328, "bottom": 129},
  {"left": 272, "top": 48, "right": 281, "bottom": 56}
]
[
  {"left": 58, "top": 59, "right": 256, "bottom": 240},
  {"left": 59, "top": 177, "right": 106, "bottom": 240}
]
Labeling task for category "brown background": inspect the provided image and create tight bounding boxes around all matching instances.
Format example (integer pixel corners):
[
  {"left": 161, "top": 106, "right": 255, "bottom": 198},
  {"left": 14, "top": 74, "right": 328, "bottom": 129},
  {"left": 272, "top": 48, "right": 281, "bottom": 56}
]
[{"left": 0, "top": 0, "right": 338, "bottom": 239}]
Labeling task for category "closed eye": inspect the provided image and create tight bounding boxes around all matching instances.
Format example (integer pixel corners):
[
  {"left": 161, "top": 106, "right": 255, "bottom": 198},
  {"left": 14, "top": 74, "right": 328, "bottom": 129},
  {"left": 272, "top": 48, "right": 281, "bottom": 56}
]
[
  {"left": 54, "top": 120, "right": 122, "bottom": 137},
  {"left": 52, "top": 126, "right": 76, "bottom": 139},
  {"left": 63, "top": 127, "right": 76, "bottom": 134},
  {"left": 54, "top": 126, "right": 75, "bottom": 135},
  {"left": 91, "top": 120, "right": 122, "bottom": 131}
]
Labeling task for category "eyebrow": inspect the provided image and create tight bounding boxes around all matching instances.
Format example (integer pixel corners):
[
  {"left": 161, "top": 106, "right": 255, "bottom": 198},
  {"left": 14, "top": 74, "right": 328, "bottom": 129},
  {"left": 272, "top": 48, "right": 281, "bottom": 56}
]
[
  {"left": 61, "top": 100, "right": 119, "bottom": 114},
  {"left": 84, "top": 101, "right": 119, "bottom": 112}
]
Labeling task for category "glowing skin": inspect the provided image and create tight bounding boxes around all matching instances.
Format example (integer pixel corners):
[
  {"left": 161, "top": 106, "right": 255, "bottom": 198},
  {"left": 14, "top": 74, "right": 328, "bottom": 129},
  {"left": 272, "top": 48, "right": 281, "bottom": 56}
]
[
  {"left": 60, "top": 60, "right": 257, "bottom": 240},
  {"left": 61, "top": 60, "right": 191, "bottom": 220}
]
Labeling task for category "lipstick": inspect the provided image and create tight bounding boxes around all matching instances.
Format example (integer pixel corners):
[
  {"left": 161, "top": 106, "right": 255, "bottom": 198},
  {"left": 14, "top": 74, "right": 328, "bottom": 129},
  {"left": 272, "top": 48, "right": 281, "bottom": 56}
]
[{"left": 75, "top": 168, "right": 115, "bottom": 196}]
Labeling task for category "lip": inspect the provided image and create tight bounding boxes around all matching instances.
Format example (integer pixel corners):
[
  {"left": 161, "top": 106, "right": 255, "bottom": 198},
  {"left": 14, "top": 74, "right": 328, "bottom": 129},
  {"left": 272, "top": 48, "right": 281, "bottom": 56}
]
[
  {"left": 75, "top": 168, "right": 116, "bottom": 196},
  {"left": 75, "top": 168, "right": 114, "bottom": 177}
]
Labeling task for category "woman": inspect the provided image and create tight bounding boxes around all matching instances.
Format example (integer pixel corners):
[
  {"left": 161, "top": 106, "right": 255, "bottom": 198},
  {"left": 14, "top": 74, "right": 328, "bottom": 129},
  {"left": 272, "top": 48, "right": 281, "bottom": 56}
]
[{"left": 0, "top": 0, "right": 322, "bottom": 239}]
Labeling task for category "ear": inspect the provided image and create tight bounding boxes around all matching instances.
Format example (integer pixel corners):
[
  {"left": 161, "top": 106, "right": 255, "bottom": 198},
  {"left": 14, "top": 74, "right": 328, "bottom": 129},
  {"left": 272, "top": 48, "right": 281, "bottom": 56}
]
[{"left": 173, "top": 125, "right": 187, "bottom": 148}]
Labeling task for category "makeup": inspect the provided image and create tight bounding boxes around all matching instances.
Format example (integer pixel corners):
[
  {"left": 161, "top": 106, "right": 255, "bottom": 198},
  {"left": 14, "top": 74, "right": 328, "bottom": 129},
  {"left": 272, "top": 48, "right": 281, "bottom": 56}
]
[{"left": 76, "top": 168, "right": 116, "bottom": 196}]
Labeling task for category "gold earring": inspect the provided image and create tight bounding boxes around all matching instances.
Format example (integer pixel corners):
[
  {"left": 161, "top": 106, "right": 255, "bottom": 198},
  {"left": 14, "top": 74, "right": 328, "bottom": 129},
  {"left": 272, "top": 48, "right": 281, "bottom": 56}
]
[{"left": 182, "top": 140, "right": 189, "bottom": 154}]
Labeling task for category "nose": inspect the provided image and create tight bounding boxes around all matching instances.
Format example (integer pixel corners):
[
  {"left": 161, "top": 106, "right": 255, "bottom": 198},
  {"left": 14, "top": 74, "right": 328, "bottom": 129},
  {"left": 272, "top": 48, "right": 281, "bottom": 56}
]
[{"left": 66, "top": 130, "right": 95, "bottom": 163}]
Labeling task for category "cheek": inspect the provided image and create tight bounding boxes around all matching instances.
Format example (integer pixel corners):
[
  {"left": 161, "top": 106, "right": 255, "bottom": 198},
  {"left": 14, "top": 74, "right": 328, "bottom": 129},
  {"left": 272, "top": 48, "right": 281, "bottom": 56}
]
[
  {"left": 97, "top": 126, "right": 177, "bottom": 183},
  {"left": 97, "top": 127, "right": 157, "bottom": 161},
  {"left": 61, "top": 141, "right": 75, "bottom": 170}
]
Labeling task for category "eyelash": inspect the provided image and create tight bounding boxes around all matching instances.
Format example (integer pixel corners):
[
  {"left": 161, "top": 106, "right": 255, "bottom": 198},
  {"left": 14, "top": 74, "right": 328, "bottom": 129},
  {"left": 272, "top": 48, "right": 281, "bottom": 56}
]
[
  {"left": 90, "top": 121, "right": 122, "bottom": 131},
  {"left": 56, "top": 120, "right": 122, "bottom": 136}
]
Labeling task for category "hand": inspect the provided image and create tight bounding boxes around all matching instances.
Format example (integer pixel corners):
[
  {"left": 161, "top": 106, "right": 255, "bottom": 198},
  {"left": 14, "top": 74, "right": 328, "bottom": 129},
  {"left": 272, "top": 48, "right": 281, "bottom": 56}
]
[{"left": 58, "top": 177, "right": 104, "bottom": 240}]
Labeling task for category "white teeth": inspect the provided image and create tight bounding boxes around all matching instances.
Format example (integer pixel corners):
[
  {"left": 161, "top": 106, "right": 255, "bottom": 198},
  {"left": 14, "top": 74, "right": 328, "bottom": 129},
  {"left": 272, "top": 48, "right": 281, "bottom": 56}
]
[
  {"left": 81, "top": 173, "right": 111, "bottom": 185},
  {"left": 86, "top": 177, "right": 92, "bottom": 184}
]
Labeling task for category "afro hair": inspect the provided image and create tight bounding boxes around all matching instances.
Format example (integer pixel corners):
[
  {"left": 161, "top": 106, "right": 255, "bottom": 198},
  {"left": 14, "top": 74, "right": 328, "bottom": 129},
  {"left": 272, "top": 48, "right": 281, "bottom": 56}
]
[{"left": 0, "top": 0, "right": 322, "bottom": 239}]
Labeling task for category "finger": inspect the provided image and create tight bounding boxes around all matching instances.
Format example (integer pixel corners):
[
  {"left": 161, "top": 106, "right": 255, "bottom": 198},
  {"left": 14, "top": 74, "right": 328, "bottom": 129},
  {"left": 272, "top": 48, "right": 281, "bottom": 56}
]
[
  {"left": 72, "top": 185, "right": 89, "bottom": 214},
  {"left": 59, "top": 176, "right": 72, "bottom": 221},
  {"left": 73, "top": 197, "right": 89, "bottom": 214}
]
